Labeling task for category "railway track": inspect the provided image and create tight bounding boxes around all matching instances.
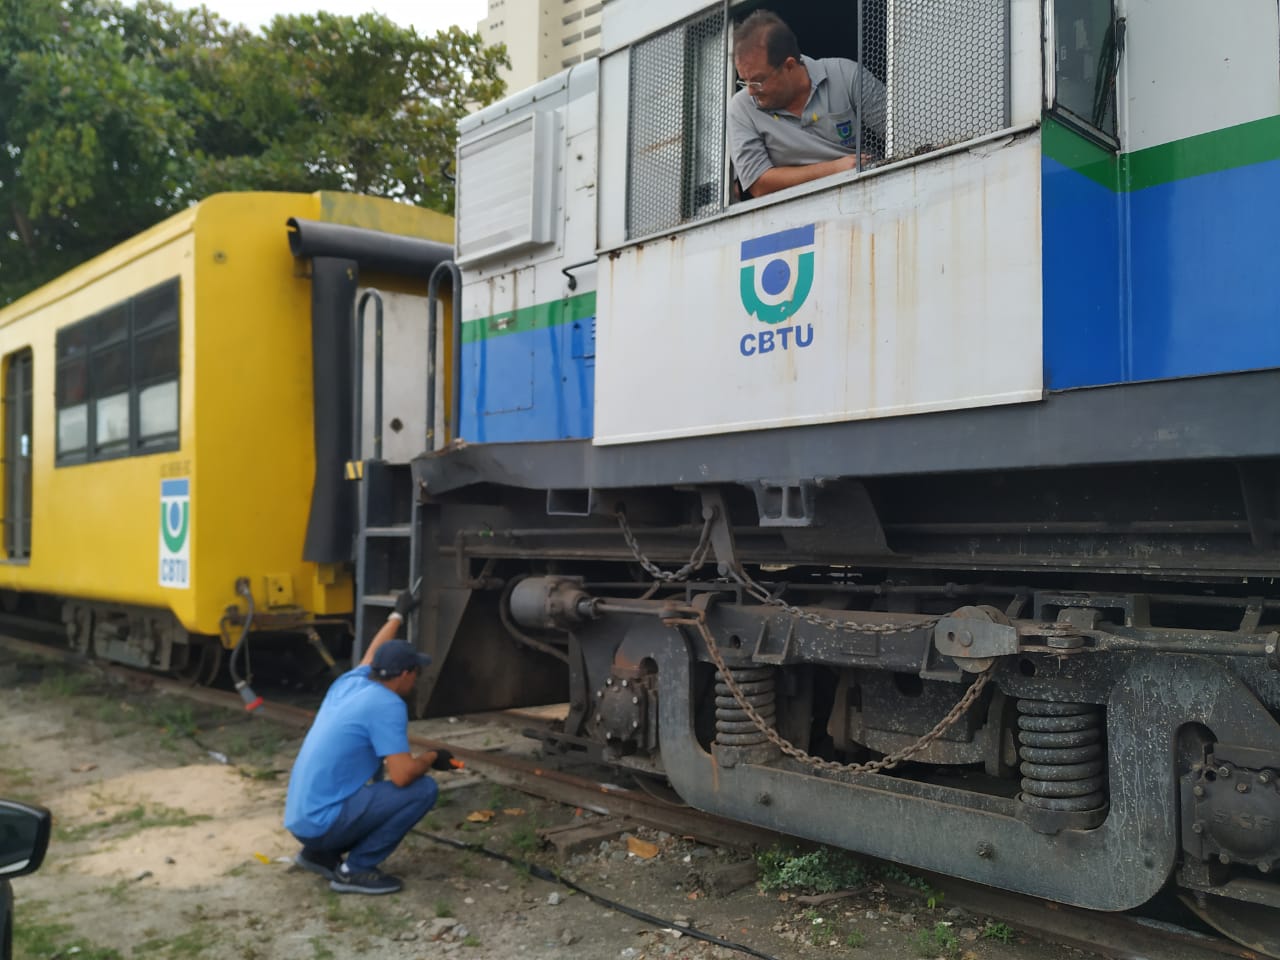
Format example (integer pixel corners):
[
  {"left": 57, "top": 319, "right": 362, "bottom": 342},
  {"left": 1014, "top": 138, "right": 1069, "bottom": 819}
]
[{"left": 1, "top": 634, "right": 1257, "bottom": 960}]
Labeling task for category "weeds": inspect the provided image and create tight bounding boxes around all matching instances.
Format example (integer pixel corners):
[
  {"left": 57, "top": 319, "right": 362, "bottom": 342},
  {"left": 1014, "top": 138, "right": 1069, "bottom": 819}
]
[
  {"left": 434, "top": 900, "right": 454, "bottom": 918},
  {"left": 756, "top": 846, "right": 868, "bottom": 894},
  {"left": 914, "top": 922, "right": 960, "bottom": 958},
  {"left": 507, "top": 821, "right": 541, "bottom": 856},
  {"left": 56, "top": 803, "right": 211, "bottom": 843},
  {"left": 15, "top": 918, "right": 122, "bottom": 960},
  {"left": 462, "top": 935, "right": 482, "bottom": 947},
  {"left": 310, "top": 937, "right": 336, "bottom": 960},
  {"left": 982, "top": 921, "right": 1015, "bottom": 944},
  {"left": 845, "top": 930, "right": 865, "bottom": 948}
]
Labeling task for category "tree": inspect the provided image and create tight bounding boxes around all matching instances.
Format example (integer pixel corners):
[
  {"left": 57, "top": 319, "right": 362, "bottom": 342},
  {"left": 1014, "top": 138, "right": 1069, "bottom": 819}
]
[{"left": 0, "top": 0, "right": 508, "bottom": 304}]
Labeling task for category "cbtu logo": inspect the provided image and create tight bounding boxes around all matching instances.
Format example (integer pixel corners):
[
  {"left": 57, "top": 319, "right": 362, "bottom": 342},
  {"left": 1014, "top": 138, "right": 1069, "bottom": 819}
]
[
  {"left": 739, "top": 224, "right": 816, "bottom": 325},
  {"left": 738, "top": 224, "right": 817, "bottom": 357}
]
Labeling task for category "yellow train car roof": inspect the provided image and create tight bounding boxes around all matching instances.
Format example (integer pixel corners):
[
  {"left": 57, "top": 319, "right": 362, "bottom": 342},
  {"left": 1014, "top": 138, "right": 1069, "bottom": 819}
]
[{"left": 0, "top": 191, "right": 453, "bottom": 328}]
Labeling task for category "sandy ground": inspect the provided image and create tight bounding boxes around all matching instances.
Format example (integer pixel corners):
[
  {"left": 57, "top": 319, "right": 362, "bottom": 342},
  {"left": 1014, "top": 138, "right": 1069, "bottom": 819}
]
[{"left": 0, "top": 652, "right": 1104, "bottom": 960}]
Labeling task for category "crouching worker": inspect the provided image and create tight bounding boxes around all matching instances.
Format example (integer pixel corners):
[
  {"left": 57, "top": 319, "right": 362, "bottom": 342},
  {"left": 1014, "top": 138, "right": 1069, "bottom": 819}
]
[{"left": 284, "top": 587, "right": 455, "bottom": 895}]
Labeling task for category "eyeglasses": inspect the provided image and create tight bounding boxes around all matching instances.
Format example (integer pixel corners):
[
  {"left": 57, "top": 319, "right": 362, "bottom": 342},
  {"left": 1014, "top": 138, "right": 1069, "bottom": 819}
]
[{"left": 735, "top": 63, "right": 783, "bottom": 93}]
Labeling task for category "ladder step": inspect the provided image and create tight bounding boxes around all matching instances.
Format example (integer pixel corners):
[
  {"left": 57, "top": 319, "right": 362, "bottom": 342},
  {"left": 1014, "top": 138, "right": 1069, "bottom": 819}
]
[
  {"left": 364, "top": 524, "right": 412, "bottom": 538},
  {"left": 360, "top": 593, "right": 401, "bottom": 608}
]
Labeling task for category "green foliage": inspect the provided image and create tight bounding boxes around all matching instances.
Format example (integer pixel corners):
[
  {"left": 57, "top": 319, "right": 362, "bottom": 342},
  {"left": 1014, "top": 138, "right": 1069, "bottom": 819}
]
[
  {"left": 913, "top": 922, "right": 960, "bottom": 958},
  {"left": 982, "top": 921, "right": 1015, "bottom": 944},
  {"left": 845, "top": 930, "right": 865, "bottom": 948},
  {"left": 433, "top": 900, "right": 453, "bottom": 918},
  {"left": 756, "top": 846, "right": 869, "bottom": 894},
  {"left": 462, "top": 935, "right": 481, "bottom": 947},
  {"left": 1, "top": 0, "right": 509, "bottom": 304},
  {"left": 14, "top": 917, "right": 123, "bottom": 960},
  {"left": 56, "top": 802, "right": 211, "bottom": 842}
]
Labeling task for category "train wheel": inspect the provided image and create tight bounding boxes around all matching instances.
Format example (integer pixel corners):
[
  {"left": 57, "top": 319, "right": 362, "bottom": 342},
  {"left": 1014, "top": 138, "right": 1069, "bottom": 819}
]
[{"left": 1180, "top": 891, "right": 1280, "bottom": 959}]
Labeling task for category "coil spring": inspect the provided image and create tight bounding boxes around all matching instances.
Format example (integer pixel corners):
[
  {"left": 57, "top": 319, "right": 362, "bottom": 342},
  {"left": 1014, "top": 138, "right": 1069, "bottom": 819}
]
[
  {"left": 1017, "top": 699, "right": 1107, "bottom": 812},
  {"left": 715, "top": 665, "right": 776, "bottom": 747}
]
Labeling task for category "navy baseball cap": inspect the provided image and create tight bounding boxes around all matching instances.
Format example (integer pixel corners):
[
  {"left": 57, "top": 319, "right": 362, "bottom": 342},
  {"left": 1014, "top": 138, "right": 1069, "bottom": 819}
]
[{"left": 370, "top": 640, "right": 432, "bottom": 678}]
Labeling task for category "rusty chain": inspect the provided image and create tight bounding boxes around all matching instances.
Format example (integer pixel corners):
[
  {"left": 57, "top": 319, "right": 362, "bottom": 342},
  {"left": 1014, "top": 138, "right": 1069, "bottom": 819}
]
[
  {"left": 616, "top": 509, "right": 715, "bottom": 583},
  {"left": 617, "top": 511, "right": 941, "bottom": 635},
  {"left": 672, "top": 609, "right": 994, "bottom": 775}
]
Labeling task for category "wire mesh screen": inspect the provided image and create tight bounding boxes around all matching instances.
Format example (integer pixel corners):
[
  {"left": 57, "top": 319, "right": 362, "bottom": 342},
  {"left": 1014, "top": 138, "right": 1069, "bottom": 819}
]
[
  {"left": 863, "top": 0, "right": 1010, "bottom": 161},
  {"left": 626, "top": 10, "right": 726, "bottom": 239}
]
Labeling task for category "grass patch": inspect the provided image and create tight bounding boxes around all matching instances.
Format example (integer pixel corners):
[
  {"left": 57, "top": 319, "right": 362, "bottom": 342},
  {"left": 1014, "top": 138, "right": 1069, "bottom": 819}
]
[
  {"left": 914, "top": 922, "right": 960, "bottom": 958},
  {"left": 310, "top": 937, "right": 336, "bottom": 960},
  {"left": 434, "top": 900, "right": 454, "bottom": 918},
  {"left": 36, "top": 667, "right": 93, "bottom": 698},
  {"left": 56, "top": 803, "right": 211, "bottom": 843},
  {"left": 845, "top": 930, "right": 865, "bottom": 948},
  {"left": 14, "top": 917, "right": 122, "bottom": 960},
  {"left": 506, "top": 821, "right": 541, "bottom": 857},
  {"left": 134, "top": 922, "right": 218, "bottom": 957},
  {"left": 756, "top": 846, "right": 868, "bottom": 894},
  {"left": 982, "top": 921, "right": 1015, "bottom": 944},
  {"left": 462, "top": 935, "right": 481, "bottom": 947}
]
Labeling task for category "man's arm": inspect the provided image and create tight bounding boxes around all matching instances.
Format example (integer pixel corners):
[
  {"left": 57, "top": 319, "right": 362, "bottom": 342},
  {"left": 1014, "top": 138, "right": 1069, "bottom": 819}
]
[
  {"left": 383, "top": 750, "right": 441, "bottom": 787},
  {"left": 359, "top": 585, "right": 420, "bottom": 668},
  {"left": 748, "top": 153, "right": 875, "bottom": 198}
]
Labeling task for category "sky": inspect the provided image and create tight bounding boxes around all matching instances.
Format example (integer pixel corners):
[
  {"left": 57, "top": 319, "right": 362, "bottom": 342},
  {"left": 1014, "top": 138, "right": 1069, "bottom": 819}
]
[{"left": 174, "top": 0, "right": 489, "bottom": 36}]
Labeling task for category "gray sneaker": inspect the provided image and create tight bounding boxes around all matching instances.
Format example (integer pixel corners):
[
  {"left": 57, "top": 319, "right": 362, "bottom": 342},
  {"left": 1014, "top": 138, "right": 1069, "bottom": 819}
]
[
  {"left": 294, "top": 849, "right": 341, "bottom": 881},
  {"left": 329, "top": 864, "right": 403, "bottom": 895}
]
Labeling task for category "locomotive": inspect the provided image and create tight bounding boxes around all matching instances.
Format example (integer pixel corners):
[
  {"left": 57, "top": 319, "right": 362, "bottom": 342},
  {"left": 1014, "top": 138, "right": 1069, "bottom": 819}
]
[{"left": 377, "top": 0, "right": 1280, "bottom": 954}]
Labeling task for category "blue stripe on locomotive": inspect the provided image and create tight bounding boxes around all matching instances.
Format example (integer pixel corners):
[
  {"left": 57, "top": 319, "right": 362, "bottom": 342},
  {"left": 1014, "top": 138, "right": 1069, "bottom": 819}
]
[
  {"left": 1043, "top": 125, "right": 1280, "bottom": 390},
  {"left": 457, "top": 314, "right": 596, "bottom": 443}
]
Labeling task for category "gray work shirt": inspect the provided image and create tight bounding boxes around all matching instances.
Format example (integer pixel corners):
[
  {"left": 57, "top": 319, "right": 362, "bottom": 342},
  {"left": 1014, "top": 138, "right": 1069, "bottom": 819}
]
[{"left": 729, "top": 55, "right": 888, "bottom": 193}]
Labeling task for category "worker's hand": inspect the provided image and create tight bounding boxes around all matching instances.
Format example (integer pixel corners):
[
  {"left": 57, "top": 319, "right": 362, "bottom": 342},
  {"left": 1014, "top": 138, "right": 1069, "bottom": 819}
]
[
  {"left": 394, "top": 585, "right": 421, "bottom": 618},
  {"left": 430, "top": 749, "right": 455, "bottom": 771}
]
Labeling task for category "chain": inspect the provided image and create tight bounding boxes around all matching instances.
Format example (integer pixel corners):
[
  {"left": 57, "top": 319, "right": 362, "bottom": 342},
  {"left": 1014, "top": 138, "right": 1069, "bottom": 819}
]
[
  {"left": 729, "top": 566, "right": 946, "bottom": 636},
  {"left": 616, "top": 509, "right": 715, "bottom": 583},
  {"left": 670, "top": 610, "right": 993, "bottom": 775}
]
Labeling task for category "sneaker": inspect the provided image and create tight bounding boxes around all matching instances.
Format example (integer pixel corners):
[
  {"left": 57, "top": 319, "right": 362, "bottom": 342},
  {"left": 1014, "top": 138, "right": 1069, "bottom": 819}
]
[
  {"left": 329, "top": 863, "right": 403, "bottom": 895},
  {"left": 294, "top": 849, "right": 341, "bottom": 881}
]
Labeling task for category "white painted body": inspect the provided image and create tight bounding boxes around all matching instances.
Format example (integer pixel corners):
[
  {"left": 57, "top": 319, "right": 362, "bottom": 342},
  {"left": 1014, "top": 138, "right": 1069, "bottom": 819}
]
[{"left": 594, "top": 133, "right": 1044, "bottom": 444}]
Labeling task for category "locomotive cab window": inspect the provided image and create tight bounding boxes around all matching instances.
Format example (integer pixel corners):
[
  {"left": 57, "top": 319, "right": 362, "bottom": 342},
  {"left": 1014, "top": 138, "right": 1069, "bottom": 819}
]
[
  {"left": 1050, "top": 0, "right": 1120, "bottom": 144},
  {"left": 55, "top": 279, "right": 180, "bottom": 465},
  {"left": 623, "top": 0, "right": 1013, "bottom": 235}
]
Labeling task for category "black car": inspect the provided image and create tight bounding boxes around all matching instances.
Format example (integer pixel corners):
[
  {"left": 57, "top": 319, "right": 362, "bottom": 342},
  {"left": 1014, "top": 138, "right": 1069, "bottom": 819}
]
[{"left": 0, "top": 800, "right": 51, "bottom": 960}]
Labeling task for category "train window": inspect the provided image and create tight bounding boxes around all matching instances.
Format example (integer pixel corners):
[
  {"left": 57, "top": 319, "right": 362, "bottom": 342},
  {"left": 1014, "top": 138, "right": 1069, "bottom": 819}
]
[
  {"left": 626, "top": 7, "right": 727, "bottom": 239},
  {"left": 54, "top": 278, "right": 180, "bottom": 465},
  {"left": 3, "top": 348, "right": 34, "bottom": 562},
  {"left": 1050, "top": 0, "right": 1120, "bottom": 144}
]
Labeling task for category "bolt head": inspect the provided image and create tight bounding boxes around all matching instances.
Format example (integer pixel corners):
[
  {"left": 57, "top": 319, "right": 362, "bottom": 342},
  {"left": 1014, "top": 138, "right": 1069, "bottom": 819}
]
[
  {"left": 1260, "top": 861, "right": 1273, "bottom": 874},
  {"left": 621, "top": 679, "right": 629, "bottom": 688},
  {"left": 1259, "top": 772, "right": 1272, "bottom": 785},
  {"left": 1219, "top": 853, "right": 1232, "bottom": 865},
  {"left": 958, "top": 630, "right": 974, "bottom": 648},
  {"left": 631, "top": 696, "right": 639, "bottom": 705},
  {"left": 1192, "top": 822, "right": 1204, "bottom": 834},
  {"left": 1237, "top": 782, "right": 1250, "bottom": 793},
  {"left": 1218, "top": 766, "right": 1232, "bottom": 778},
  {"left": 606, "top": 678, "right": 613, "bottom": 686},
  {"left": 1193, "top": 784, "right": 1205, "bottom": 797},
  {"left": 976, "top": 842, "right": 994, "bottom": 859}
]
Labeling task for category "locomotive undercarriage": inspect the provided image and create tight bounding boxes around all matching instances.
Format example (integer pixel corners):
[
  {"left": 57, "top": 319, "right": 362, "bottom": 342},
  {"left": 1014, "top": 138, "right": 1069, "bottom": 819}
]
[{"left": 410, "top": 444, "right": 1280, "bottom": 956}]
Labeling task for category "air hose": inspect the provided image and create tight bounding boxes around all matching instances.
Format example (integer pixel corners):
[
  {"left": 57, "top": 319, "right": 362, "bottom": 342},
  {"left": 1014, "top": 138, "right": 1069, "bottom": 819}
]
[
  {"left": 412, "top": 828, "right": 779, "bottom": 960},
  {"left": 228, "top": 577, "right": 262, "bottom": 711}
]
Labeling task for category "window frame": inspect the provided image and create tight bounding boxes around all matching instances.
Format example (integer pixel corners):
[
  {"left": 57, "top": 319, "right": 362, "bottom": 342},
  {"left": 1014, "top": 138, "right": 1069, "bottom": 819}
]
[
  {"left": 1047, "top": 0, "right": 1122, "bottom": 150},
  {"left": 54, "top": 278, "right": 181, "bottom": 466}
]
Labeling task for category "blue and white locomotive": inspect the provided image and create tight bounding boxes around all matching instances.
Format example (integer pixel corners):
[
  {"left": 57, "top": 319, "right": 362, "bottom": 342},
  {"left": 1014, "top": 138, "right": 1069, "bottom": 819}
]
[{"left": 402, "top": 0, "right": 1280, "bottom": 950}]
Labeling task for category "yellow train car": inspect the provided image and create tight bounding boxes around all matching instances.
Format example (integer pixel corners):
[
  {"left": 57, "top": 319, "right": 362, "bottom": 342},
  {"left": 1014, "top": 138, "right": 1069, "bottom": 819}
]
[{"left": 0, "top": 191, "right": 452, "bottom": 682}]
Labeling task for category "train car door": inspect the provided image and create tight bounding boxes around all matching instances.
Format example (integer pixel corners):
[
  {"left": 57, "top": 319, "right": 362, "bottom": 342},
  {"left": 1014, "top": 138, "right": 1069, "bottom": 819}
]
[{"left": 3, "top": 348, "right": 33, "bottom": 560}]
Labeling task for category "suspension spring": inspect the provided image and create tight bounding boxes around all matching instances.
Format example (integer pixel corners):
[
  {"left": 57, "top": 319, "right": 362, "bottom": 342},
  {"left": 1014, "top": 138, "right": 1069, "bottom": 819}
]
[
  {"left": 1017, "top": 699, "right": 1107, "bottom": 814},
  {"left": 715, "top": 665, "right": 777, "bottom": 747}
]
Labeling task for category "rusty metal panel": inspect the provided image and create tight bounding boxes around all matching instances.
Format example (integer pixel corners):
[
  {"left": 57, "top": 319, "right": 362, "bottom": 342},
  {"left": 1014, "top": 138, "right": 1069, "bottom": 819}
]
[{"left": 594, "top": 132, "right": 1043, "bottom": 445}]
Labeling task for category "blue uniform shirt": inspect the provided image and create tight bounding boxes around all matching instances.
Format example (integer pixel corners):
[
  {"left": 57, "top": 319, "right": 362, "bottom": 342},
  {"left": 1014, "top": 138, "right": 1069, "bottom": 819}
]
[{"left": 284, "top": 665, "right": 411, "bottom": 838}]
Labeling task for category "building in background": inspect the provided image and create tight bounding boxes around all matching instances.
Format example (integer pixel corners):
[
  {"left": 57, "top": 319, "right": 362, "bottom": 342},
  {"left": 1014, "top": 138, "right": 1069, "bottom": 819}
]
[{"left": 478, "top": 0, "right": 605, "bottom": 90}]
